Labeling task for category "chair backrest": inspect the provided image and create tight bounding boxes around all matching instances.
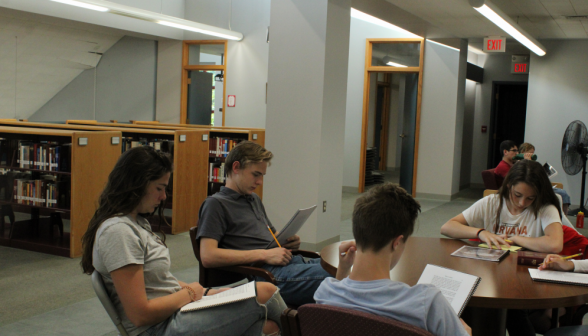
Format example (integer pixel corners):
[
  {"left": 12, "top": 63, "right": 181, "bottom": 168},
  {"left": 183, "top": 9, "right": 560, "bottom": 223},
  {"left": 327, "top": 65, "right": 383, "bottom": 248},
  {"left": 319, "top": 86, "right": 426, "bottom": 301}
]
[
  {"left": 552, "top": 182, "right": 564, "bottom": 189},
  {"left": 283, "top": 304, "right": 434, "bottom": 336},
  {"left": 91, "top": 271, "right": 129, "bottom": 336},
  {"left": 481, "top": 168, "right": 501, "bottom": 190},
  {"left": 189, "top": 225, "right": 248, "bottom": 287},
  {"left": 483, "top": 189, "right": 497, "bottom": 198}
]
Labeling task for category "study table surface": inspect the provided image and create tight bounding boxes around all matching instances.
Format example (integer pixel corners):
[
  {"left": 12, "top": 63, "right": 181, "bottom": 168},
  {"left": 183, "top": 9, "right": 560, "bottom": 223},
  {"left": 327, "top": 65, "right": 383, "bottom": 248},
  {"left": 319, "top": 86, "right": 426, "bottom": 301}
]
[{"left": 320, "top": 238, "right": 588, "bottom": 336}]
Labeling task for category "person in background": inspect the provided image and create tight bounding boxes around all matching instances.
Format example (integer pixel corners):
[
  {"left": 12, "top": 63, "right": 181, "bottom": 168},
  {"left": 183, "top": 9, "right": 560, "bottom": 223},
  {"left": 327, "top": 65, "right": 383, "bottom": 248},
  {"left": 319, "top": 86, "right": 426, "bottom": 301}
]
[
  {"left": 81, "top": 146, "right": 286, "bottom": 336},
  {"left": 315, "top": 183, "right": 471, "bottom": 336},
  {"left": 519, "top": 142, "right": 571, "bottom": 215},
  {"left": 494, "top": 140, "right": 533, "bottom": 183}
]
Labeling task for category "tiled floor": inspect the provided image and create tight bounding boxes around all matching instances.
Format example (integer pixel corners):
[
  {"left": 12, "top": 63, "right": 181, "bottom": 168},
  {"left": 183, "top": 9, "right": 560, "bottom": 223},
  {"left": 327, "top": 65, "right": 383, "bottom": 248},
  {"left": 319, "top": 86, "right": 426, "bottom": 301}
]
[{"left": 0, "top": 184, "right": 585, "bottom": 335}]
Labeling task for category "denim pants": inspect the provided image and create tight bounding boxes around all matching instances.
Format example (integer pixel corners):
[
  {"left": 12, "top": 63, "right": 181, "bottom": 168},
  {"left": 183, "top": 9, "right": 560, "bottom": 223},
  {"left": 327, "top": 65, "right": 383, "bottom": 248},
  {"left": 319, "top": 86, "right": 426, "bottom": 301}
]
[
  {"left": 554, "top": 188, "right": 571, "bottom": 204},
  {"left": 258, "top": 255, "right": 332, "bottom": 306},
  {"left": 139, "top": 288, "right": 286, "bottom": 336}
]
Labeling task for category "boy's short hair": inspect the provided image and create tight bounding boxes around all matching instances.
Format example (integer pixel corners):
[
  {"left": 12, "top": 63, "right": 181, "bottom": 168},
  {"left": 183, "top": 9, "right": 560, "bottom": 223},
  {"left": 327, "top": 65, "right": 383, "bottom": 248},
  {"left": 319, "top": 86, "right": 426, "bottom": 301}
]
[
  {"left": 499, "top": 140, "right": 517, "bottom": 155},
  {"left": 352, "top": 183, "right": 421, "bottom": 252},
  {"left": 225, "top": 141, "right": 273, "bottom": 176}
]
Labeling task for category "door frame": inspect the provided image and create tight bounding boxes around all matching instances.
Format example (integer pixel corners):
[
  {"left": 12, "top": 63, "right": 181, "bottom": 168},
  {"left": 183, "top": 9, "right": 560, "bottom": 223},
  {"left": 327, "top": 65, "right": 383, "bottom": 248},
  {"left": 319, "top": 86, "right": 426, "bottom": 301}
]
[
  {"left": 180, "top": 40, "right": 228, "bottom": 126},
  {"left": 359, "top": 38, "right": 425, "bottom": 195},
  {"left": 374, "top": 74, "right": 392, "bottom": 171}
]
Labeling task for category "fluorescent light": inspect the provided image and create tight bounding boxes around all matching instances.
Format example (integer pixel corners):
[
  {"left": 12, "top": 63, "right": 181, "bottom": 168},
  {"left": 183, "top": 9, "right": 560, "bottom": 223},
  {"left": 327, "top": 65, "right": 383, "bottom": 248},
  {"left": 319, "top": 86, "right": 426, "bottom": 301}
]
[
  {"left": 51, "top": 0, "right": 108, "bottom": 12},
  {"left": 470, "top": 0, "right": 545, "bottom": 56},
  {"left": 426, "top": 39, "right": 460, "bottom": 52},
  {"left": 158, "top": 21, "right": 240, "bottom": 40},
  {"left": 50, "top": 0, "right": 243, "bottom": 41},
  {"left": 351, "top": 8, "right": 422, "bottom": 38},
  {"left": 386, "top": 61, "right": 407, "bottom": 67}
]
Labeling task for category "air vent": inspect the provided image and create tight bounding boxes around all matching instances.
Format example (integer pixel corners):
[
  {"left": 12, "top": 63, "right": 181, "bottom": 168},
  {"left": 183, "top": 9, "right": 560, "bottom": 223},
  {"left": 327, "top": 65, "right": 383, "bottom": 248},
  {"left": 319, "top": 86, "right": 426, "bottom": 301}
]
[{"left": 564, "top": 15, "right": 588, "bottom": 21}]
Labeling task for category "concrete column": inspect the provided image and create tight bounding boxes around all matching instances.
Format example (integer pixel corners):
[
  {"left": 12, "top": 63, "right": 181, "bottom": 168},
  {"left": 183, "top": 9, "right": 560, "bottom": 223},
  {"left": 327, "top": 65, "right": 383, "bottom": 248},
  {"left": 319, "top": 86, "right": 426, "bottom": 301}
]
[{"left": 264, "top": 0, "right": 351, "bottom": 251}]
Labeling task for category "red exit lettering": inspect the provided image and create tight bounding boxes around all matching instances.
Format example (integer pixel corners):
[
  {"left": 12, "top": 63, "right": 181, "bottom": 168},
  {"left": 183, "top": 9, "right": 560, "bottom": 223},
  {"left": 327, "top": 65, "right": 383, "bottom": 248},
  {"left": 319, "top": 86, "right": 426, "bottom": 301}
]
[
  {"left": 487, "top": 39, "right": 502, "bottom": 50},
  {"left": 514, "top": 63, "right": 527, "bottom": 73}
]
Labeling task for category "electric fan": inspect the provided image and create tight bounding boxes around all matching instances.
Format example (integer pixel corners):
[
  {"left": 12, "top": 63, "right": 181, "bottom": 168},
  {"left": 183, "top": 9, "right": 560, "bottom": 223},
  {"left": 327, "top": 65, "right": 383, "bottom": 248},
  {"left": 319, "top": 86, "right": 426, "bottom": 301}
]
[{"left": 561, "top": 120, "right": 588, "bottom": 215}]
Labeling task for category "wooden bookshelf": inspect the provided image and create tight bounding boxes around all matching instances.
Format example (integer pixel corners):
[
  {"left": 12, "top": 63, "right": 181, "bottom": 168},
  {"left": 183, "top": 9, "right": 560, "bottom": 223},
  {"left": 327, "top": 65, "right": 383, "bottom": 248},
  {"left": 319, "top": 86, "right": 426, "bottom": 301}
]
[
  {"left": 0, "top": 126, "right": 121, "bottom": 258},
  {"left": 0, "top": 121, "right": 205, "bottom": 236}
]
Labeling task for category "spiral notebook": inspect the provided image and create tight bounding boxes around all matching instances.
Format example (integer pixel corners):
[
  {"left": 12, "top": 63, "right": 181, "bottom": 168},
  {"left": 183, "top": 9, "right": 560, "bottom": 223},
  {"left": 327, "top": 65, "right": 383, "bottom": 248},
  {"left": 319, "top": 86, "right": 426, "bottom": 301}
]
[
  {"left": 181, "top": 281, "right": 256, "bottom": 312},
  {"left": 417, "top": 264, "right": 481, "bottom": 316},
  {"left": 528, "top": 269, "right": 588, "bottom": 287}
]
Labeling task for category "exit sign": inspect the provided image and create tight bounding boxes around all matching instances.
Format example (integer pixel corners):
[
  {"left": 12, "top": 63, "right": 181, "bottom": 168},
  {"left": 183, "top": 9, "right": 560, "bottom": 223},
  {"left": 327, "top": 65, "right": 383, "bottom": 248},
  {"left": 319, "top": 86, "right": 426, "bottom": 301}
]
[
  {"left": 483, "top": 36, "right": 506, "bottom": 52},
  {"left": 511, "top": 55, "right": 530, "bottom": 74}
]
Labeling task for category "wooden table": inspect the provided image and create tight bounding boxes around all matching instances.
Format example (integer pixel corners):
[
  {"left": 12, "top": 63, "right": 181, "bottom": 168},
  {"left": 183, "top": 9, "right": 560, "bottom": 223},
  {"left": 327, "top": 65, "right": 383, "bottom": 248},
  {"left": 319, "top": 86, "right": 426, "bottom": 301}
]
[{"left": 320, "top": 237, "right": 588, "bottom": 336}]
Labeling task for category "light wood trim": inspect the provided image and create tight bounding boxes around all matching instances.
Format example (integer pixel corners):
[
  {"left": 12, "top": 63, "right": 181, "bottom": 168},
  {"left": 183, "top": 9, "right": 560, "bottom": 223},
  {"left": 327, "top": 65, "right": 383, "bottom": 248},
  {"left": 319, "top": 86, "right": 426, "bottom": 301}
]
[
  {"left": 249, "top": 130, "right": 266, "bottom": 200},
  {"left": 411, "top": 39, "right": 425, "bottom": 197},
  {"left": 110, "top": 120, "right": 118, "bottom": 123},
  {"left": 130, "top": 120, "right": 160, "bottom": 124},
  {"left": 67, "top": 120, "right": 97, "bottom": 124},
  {"left": 484, "top": 189, "right": 498, "bottom": 198},
  {"left": 181, "top": 43, "right": 190, "bottom": 124},
  {"left": 378, "top": 81, "right": 391, "bottom": 171},
  {"left": 0, "top": 120, "right": 176, "bottom": 135},
  {"left": 70, "top": 131, "right": 121, "bottom": 257},
  {"left": 171, "top": 129, "right": 206, "bottom": 234},
  {"left": 359, "top": 38, "right": 425, "bottom": 195},
  {"left": 552, "top": 182, "right": 564, "bottom": 189},
  {"left": 184, "top": 65, "right": 226, "bottom": 71},
  {"left": 0, "top": 126, "right": 85, "bottom": 136}
]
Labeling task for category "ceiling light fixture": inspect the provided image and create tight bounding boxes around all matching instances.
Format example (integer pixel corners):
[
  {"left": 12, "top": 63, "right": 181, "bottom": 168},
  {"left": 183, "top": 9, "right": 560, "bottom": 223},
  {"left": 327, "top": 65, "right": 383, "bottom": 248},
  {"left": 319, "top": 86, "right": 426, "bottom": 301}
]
[
  {"left": 351, "top": 8, "right": 422, "bottom": 38},
  {"left": 469, "top": 0, "right": 545, "bottom": 56},
  {"left": 50, "top": 0, "right": 243, "bottom": 41}
]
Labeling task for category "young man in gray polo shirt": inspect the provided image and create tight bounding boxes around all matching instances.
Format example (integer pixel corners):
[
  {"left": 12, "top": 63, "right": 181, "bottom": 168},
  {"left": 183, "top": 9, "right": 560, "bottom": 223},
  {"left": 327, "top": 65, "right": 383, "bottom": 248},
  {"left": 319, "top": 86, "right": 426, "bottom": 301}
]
[{"left": 197, "top": 141, "right": 332, "bottom": 306}]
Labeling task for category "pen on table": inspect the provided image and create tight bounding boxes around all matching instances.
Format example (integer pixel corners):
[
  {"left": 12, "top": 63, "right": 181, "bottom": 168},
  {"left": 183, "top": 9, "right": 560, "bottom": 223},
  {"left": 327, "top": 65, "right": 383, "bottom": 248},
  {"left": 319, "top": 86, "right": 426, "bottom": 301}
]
[
  {"left": 539, "top": 253, "right": 582, "bottom": 266},
  {"left": 267, "top": 225, "right": 281, "bottom": 248}
]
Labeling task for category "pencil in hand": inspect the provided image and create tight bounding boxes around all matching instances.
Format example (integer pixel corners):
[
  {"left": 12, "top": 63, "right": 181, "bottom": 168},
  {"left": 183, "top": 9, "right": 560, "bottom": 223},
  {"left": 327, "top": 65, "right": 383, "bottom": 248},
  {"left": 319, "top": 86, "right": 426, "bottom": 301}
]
[{"left": 538, "top": 253, "right": 582, "bottom": 266}]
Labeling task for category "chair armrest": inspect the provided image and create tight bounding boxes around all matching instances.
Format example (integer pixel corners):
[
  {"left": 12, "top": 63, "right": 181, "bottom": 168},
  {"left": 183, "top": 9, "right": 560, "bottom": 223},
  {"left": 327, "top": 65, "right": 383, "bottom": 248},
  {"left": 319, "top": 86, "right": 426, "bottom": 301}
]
[
  {"left": 218, "top": 265, "right": 276, "bottom": 284},
  {"left": 293, "top": 249, "right": 320, "bottom": 259},
  {"left": 281, "top": 308, "right": 299, "bottom": 336}
]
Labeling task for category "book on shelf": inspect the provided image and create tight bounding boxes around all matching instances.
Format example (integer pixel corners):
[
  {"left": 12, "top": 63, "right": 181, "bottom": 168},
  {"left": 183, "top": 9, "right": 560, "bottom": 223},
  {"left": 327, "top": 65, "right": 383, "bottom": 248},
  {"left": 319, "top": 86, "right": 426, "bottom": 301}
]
[
  {"left": 11, "top": 176, "right": 68, "bottom": 209},
  {"left": 517, "top": 251, "right": 549, "bottom": 266},
  {"left": 209, "top": 162, "right": 225, "bottom": 183},
  {"left": 209, "top": 137, "right": 242, "bottom": 157},
  {"left": 181, "top": 281, "right": 256, "bottom": 312},
  {"left": 13, "top": 140, "right": 71, "bottom": 172},
  {"left": 451, "top": 245, "right": 510, "bottom": 262},
  {"left": 417, "top": 264, "right": 481, "bottom": 317}
]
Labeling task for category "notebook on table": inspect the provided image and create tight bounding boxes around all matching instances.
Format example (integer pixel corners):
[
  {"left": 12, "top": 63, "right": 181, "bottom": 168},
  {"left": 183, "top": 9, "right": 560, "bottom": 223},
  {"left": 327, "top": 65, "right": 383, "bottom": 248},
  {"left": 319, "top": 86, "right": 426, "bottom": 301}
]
[
  {"left": 417, "top": 264, "right": 481, "bottom": 316},
  {"left": 528, "top": 269, "right": 588, "bottom": 287},
  {"left": 266, "top": 205, "right": 316, "bottom": 249},
  {"left": 181, "top": 281, "right": 256, "bottom": 312}
]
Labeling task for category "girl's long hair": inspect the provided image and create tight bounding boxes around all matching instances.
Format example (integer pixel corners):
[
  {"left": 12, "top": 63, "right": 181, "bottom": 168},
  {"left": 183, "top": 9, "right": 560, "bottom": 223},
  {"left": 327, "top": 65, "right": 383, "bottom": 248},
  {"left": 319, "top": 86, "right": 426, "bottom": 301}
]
[
  {"left": 493, "top": 160, "right": 562, "bottom": 233},
  {"left": 81, "top": 146, "right": 173, "bottom": 274}
]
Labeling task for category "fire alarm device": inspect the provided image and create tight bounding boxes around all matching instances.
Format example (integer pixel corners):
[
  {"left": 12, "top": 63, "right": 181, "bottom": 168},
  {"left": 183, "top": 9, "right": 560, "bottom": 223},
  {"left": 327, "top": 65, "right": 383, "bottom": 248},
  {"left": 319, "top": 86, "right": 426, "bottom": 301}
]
[{"left": 228, "top": 95, "right": 236, "bottom": 107}]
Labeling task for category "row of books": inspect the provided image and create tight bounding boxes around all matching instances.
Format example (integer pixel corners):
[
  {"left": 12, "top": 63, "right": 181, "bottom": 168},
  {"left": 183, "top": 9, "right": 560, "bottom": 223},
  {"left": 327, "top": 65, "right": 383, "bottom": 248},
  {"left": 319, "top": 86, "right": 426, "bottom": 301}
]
[
  {"left": 13, "top": 178, "right": 67, "bottom": 209},
  {"left": 121, "top": 138, "right": 174, "bottom": 154},
  {"left": 209, "top": 138, "right": 242, "bottom": 157},
  {"left": 17, "top": 141, "right": 71, "bottom": 171},
  {"left": 209, "top": 162, "right": 225, "bottom": 183}
]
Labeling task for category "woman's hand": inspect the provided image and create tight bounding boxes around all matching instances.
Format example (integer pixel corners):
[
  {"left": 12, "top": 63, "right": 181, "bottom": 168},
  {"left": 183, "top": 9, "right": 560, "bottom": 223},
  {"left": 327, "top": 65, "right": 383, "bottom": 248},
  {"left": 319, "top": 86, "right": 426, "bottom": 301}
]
[
  {"left": 479, "top": 230, "right": 510, "bottom": 249},
  {"left": 186, "top": 282, "right": 205, "bottom": 301},
  {"left": 539, "top": 254, "right": 575, "bottom": 272},
  {"left": 206, "top": 288, "right": 231, "bottom": 296}
]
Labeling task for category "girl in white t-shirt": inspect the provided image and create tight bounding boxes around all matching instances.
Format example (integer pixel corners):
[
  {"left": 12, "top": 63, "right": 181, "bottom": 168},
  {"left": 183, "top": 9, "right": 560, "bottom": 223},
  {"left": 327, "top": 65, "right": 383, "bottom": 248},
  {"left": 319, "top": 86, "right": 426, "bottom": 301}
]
[{"left": 441, "top": 160, "right": 564, "bottom": 253}]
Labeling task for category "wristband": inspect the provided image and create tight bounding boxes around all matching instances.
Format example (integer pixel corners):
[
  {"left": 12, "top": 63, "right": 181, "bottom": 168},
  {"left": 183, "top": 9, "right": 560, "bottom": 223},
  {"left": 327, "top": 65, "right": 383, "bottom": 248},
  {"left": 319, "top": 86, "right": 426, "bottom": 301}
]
[
  {"left": 204, "top": 287, "right": 211, "bottom": 296},
  {"left": 182, "top": 286, "right": 197, "bottom": 302},
  {"left": 476, "top": 229, "right": 486, "bottom": 238}
]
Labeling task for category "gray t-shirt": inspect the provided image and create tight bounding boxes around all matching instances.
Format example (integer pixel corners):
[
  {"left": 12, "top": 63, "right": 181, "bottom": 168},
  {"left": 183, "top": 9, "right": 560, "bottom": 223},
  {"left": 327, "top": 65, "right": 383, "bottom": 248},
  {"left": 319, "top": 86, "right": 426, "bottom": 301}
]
[
  {"left": 314, "top": 277, "right": 469, "bottom": 336},
  {"left": 93, "top": 215, "right": 181, "bottom": 336},
  {"left": 196, "top": 187, "right": 277, "bottom": 250}
]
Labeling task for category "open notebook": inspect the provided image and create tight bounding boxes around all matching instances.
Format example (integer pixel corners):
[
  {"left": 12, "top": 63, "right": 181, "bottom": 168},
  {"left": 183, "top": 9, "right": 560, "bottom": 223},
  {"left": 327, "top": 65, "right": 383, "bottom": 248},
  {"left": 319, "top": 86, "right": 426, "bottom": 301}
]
[
  {"left": 417, "top": 264, "right": 481, "bottom": 316},
  {"left": 529, "top": 269, "right": 588, "bottom": 287},
  {"left": 181, "top": 281, "right": 256, "bottom": 312}
]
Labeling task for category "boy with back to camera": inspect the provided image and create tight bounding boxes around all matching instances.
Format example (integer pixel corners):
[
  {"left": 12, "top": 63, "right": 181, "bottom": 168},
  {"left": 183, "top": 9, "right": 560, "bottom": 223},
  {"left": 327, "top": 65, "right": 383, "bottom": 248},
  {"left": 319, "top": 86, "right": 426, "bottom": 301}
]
[{"left": 314, "top": 183, "right": 472, "bottom": 336}]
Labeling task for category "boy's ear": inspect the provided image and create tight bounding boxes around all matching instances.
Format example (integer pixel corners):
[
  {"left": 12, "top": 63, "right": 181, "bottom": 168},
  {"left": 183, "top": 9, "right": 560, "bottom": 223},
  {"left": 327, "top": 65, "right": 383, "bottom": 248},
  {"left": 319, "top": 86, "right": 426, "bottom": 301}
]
[
  {"left": 232, "top": 161, "right": 241, "bottom": 173},
  {"left": 390, "top": 235, "right": 404, "bottom": 251}
]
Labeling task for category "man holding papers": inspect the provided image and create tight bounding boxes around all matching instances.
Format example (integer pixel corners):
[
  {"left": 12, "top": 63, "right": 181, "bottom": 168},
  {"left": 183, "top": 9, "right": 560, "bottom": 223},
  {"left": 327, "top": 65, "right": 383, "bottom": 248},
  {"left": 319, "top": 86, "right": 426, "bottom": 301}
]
[
  {"left": 314, "top": 183, "right": 471, "bottom": 336},
  {"left": 197, "top": 141, "right": 331, "bottom": 306}
]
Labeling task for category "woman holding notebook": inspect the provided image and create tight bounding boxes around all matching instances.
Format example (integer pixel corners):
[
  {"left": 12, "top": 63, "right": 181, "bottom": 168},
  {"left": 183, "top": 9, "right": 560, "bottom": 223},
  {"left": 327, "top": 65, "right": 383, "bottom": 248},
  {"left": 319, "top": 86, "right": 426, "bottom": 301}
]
[
  {"left": 81, "top": 146, "right": 286, "bottom": 336},
  {"left": 441, "top": 160, "right": 563, "bottom": 253}
]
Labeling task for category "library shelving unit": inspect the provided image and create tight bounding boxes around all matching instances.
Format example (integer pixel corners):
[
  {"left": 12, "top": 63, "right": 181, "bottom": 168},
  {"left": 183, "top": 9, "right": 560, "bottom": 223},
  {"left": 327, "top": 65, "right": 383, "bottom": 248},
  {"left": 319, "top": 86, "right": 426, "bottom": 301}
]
[
  {"left": 0, "top": 121, "right": 205, "bottom": 235},
  {"left": 64, "top": 120, "right": 266, "bottom": 199},
  {"left": 0, "top": 126, "right": 121, "bottom": 257}
]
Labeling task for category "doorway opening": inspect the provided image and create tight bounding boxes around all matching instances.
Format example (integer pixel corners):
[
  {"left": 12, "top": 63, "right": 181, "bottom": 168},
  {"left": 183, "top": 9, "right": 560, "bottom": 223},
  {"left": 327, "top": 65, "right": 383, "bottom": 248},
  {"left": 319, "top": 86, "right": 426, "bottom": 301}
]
[{"left": 487, "top": 82, "right": 529, "bottom": 168}]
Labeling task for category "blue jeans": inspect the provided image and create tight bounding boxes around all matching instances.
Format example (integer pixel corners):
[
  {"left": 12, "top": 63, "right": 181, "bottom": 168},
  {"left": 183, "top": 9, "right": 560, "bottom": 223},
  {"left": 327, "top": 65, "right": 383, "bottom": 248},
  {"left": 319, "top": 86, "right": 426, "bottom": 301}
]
[
  {"left": 554, "top": 188, "right": 571, "bottom": 204},
  {"left": 139, "top": 288, "right": 286, "bottom": 336},
  {"left": 257, "top": 255, "right": 332, "bottom": 306}
]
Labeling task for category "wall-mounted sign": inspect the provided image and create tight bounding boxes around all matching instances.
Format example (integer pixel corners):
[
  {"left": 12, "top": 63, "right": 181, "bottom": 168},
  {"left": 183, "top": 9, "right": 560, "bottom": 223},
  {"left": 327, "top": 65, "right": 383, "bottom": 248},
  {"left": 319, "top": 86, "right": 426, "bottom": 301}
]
[
  {"left": 228, "top": 95, "right": 236, "bottom": 107},
  {"left": 511, "top": 55, "right": 530, "bottom": 74},
  {"left": 483, "top": 36, "right": 506, "bottom": 52}
]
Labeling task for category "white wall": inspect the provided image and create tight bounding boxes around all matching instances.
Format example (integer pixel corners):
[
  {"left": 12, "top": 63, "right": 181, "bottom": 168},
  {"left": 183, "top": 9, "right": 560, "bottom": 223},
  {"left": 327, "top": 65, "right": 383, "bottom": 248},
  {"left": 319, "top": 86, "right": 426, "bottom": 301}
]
[
  {"left": 526, "top": 40, "right": 588, "bottom": 206},
  {"left": 156, "top": 40, "right": 182, "bottom": 123},
  {"left": 184, "top": 0, "right": 270, "bottom": 128},
  {"left": 415, "top": 40, "right": 465, "bottom": 198},
  {"left": 469, "top": 53, "right": 528, "bottom": 185},
  {"left": 342, "top": 16, "right": 417, "bottom": 188}
]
